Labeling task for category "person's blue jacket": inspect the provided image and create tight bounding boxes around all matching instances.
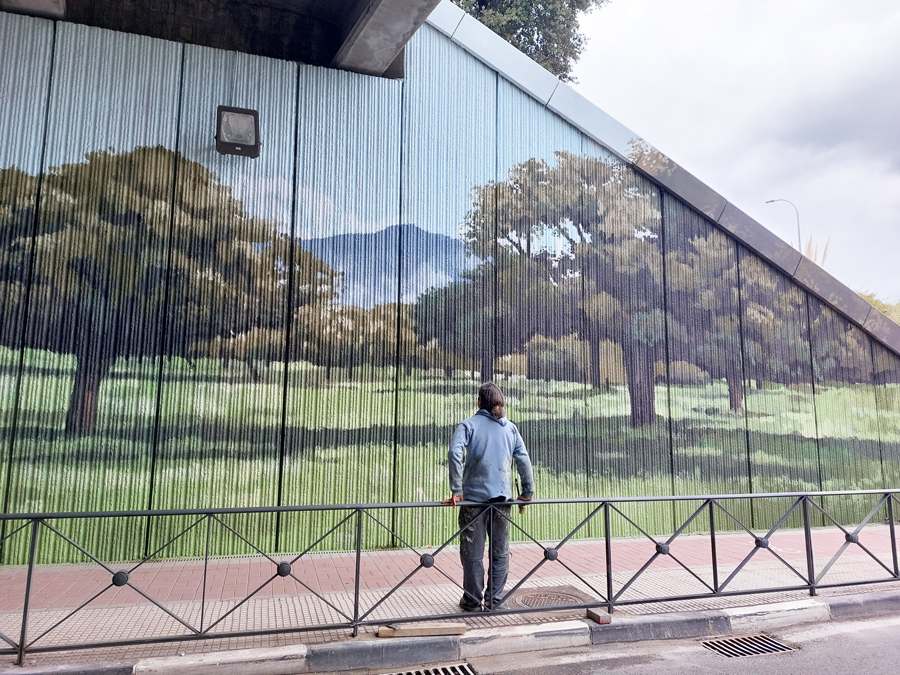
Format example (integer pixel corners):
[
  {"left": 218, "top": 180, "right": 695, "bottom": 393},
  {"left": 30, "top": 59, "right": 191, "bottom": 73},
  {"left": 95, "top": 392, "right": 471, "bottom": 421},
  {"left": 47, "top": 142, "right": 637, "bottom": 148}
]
[{"left": 448, "top": 409, "right": 535, "bottom": 503}]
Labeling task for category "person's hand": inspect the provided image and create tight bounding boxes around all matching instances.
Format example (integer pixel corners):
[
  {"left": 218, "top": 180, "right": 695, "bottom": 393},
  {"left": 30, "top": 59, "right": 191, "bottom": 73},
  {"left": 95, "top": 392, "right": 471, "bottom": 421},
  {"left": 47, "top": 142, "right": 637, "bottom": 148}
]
[
  {"left": 442, "top": 494, "right": 463, "bottom": 508},
  {"left": 516, "top": 494, "right": 532, "bottom": 515}
]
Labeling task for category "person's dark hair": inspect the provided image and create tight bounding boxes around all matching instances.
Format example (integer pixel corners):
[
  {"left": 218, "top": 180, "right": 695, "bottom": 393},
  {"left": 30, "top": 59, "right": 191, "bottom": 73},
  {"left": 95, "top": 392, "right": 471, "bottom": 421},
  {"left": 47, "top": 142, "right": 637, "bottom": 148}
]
[{"left": 478, "top": 382, "right": 505, "bottom": 419}]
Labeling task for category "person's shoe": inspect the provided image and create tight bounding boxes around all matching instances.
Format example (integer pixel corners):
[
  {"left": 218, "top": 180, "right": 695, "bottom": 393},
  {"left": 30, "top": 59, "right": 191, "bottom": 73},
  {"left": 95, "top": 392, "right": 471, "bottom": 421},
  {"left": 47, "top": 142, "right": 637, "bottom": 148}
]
[
  {"left": 459, "top": 597, "right": 482, "bottom": 612},
  {"left": 485, "top": 599, "right": 509, "bottom": 611}
]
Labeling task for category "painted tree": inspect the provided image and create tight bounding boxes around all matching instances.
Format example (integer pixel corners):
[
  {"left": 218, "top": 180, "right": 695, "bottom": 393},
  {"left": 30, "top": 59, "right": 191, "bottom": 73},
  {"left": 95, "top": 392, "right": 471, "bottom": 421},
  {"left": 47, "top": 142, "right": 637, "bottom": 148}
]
[
  {"left": 428, "top": 152, "right": 665, "bottom": 426},
  {"left": 0, "top": 146, "right": 338, "bottom": 436},
  {"left": 738, "top": 252, "right": 816, "bottom": 389},
  {"left": 415, "top": 262, "right": 496, "bottom": 381},
  {"left": 663, "top": 214, "right": 746, "bottom": 411}
]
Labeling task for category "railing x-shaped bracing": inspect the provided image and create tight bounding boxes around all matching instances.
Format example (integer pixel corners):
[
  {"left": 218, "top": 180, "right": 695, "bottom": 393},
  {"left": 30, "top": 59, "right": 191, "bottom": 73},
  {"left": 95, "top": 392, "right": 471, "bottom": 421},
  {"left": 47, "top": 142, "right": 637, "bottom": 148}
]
[{"left": 1, "top": 489, "right": 899, "bottom": 665}]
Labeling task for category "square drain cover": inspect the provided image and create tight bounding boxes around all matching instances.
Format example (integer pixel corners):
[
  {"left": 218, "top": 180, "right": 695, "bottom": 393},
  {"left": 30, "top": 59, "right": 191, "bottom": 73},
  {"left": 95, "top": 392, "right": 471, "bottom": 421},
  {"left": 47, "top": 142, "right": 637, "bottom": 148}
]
[
  {"left": 378, "top": 664, "right": 476, "bottom": 675},
  {"left": 703, "top": 634, "right": 794, "bottom": 658}
]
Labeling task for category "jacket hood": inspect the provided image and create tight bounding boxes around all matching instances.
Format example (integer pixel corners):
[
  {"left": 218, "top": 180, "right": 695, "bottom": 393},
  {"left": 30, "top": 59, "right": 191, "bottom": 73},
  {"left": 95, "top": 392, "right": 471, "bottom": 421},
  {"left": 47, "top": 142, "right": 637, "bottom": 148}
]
[{"left": 476, "top": 408, "right": 508, "bottom": 426}]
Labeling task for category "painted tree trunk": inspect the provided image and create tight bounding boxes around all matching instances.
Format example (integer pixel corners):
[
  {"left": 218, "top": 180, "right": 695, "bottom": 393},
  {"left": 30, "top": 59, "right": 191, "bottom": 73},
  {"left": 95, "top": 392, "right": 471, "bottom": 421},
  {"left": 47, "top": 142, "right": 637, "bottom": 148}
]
[
  {"left": 65, "top": 354, "right": 114, "bottom": 436},
  {"left": 480, "top": 349, "right": 494, "bottom": 384},
  {"left": 590, "top": 336, "right": 602, "bottom": 389},
  {"left": 623, "top": 341, "right": 656, "bottom": 427},
  {"left": 727, "top": 369, "right": 744, "bottom": 411}
]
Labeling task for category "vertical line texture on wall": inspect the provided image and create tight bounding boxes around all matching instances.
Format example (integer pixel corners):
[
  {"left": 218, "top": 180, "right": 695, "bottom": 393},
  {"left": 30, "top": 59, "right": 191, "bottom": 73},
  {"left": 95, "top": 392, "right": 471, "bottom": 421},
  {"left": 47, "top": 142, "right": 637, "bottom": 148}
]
[
  {"left": 390, "top": 75, "right": 407, "bottom": 544},
  {"left": 2, "top": 14, "right": 900, "bottom": 567},
  {"left": 148, "top": 45, "right": 298, "bottom": 557},
  {"left": 662, "top": 193, "right": 750, "bottom": 529},
  {"left": 274, "top": 62, "right": 304, "bottom": 553},
  {"left": 808, "top": 297, "right": 882, "bottom": 524},
  {"left": 394, "top": 25, "right": 498, "bottom": 547},
  {"left": 144, "top": 42, "right": 186, "bottom": 558},
  {"left": 495, "top": 77, "right": 590, "bottom": 543},
  {"left": 0, "top": 13, "right": 55, "bottom": 557},
  {"left": 873, "top": 341, "right": 900, "bottom": 488},
  {"left": 281, "top": 63, "right": 402, "bottom": 553},
  {"left": 657, "top": 188, "right": 678, "bottom": 530},
  {"left": 5, "top": 23, "right": 182, "bottom": 564},
  {"left": 738, "top": 247, "right": 822, "bottom": 528},
  {"left": 579, "top": 145, "right": 673, "bottom": 537}
]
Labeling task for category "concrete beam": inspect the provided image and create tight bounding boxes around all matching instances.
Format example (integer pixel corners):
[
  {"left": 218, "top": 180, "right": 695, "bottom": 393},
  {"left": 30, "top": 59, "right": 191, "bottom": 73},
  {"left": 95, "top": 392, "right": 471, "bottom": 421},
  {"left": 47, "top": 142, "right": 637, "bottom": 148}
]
[
  {"left": 331, "top": 0, "right": 441, "bottom": 76},
  {"left": 0, "top": 0, "right": 65, "bottom": 18}
]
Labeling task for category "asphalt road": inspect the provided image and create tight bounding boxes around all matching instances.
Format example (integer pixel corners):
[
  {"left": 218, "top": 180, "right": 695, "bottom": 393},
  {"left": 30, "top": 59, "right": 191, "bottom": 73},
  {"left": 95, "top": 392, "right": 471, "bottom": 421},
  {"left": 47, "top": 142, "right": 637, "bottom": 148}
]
[{"left": 467, "top": 615, "right": 900, "bottom": 675}]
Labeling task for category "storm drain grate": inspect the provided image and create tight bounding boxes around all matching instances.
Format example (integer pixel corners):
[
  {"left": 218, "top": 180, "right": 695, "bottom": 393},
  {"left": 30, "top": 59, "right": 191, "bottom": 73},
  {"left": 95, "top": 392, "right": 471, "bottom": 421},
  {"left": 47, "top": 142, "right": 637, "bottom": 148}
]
[
  {"left": 702, "top": 634, "right": 795, "bottom": 658},
  {"left": 378, "top": 664, "right": 476, "bottom": 675}
]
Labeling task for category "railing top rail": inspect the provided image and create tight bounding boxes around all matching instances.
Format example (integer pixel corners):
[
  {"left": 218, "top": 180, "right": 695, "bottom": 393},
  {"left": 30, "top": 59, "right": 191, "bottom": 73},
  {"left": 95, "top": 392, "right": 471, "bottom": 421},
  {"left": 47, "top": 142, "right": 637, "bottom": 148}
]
[{"left": 2, "top": 488, "right": 899, "bottom": 520}]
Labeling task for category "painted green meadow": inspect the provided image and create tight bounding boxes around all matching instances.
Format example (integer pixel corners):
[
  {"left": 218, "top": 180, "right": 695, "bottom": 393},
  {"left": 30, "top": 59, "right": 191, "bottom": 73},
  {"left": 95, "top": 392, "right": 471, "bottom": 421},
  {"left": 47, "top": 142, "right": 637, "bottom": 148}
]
[{"left": 2, "top": 344, "right": 898, "bottom": 564}]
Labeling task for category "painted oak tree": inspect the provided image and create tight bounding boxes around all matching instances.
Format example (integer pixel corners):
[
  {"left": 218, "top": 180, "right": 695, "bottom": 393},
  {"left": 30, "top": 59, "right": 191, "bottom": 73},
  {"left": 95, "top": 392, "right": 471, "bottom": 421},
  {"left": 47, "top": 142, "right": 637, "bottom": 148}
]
[
  {"left": 0, "top": 146, "right": 338, "bottom": 436},
  {"left": 428, "top": 151, "right": 666, "bottom": 427},
  {"left": 664, "top": 212, "right": 746, "bottom": 412}
]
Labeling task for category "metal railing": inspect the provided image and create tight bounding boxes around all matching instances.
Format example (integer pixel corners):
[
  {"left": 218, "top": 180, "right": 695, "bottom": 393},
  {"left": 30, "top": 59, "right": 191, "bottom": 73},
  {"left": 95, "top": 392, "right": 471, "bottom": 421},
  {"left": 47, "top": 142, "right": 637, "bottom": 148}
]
[{"left": 1, "top": 489, "right": 899, "bottom": 665}]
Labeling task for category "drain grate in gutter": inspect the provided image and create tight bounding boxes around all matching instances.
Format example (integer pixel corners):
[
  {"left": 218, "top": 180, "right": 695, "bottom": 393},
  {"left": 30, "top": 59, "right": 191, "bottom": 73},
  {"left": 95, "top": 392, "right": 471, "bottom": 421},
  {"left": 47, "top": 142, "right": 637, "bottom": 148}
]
[
  {"left": 378, "top": 664, "right": 476, "bottom": 675},
  {"left": 702, "top": 634, "right": 795, "bottom": 658}
]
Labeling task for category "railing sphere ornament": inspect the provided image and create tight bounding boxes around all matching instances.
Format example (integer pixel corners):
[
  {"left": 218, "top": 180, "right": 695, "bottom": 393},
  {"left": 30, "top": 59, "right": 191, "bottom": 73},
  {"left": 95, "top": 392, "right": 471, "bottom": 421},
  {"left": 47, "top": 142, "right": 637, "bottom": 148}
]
[
  {"left": 755, "top": 537, "right": 769, "bottom": 549},
  {"left": 112, "top": 571, "right": 129, "bottom": 587},
  {"left": 421, "top": 554, "right": 435, "bottom": 568},
  {"left": 544, "top": 548, "right": 558, "bottom": 561},
  {"left": 277, "top": 562, "right": 292, "bottom": 577},
  {"left": 845, "top": 532, "right": 859, "bottom": 544},
  {"left": 656, "top": 542, "right": 670, "bottom": 555}
]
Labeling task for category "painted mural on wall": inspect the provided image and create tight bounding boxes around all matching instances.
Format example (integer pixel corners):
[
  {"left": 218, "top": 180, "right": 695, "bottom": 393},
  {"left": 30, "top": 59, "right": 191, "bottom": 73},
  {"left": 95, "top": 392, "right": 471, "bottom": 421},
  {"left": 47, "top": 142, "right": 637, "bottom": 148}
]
[{"left": 2, "top": 16, "right": 900, "bottom": 563}]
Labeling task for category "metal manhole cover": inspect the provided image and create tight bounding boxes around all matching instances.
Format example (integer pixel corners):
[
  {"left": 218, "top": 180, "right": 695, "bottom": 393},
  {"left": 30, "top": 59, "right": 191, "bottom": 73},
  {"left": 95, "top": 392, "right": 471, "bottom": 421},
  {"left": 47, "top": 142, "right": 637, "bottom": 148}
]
[
  {"left": 508, "top": 585, "right": 599, "bottom": 609},
  {"left": 702, "top": 634, "right": 795, "bottom": 658},
  {"left": 378, "top": 664, "right": 476, "bottom": 675}
]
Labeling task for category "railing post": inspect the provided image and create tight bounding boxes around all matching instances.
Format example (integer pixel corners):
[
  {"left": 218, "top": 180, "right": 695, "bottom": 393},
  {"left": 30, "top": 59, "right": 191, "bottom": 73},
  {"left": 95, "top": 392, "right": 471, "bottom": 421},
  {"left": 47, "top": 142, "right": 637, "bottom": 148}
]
[
  {"left": 708, "top": 500, "right": 719, "bottom": 593},
  {"left": 888, "top": 493, "right": 899, "bottom": 578},
  {"left": 487, "top": 504, "right": 494, "bottom": 611},
  {"left": 200, "top": 514, "right": 211, "bottom": 633},
  {"left": 16, "top": 519, "right": 40, "bottom": 666},
  {"left": 802, "top": 496, "right": 817, "bottom": 597},
  {"left": 604, "top": 502, "right": 613, "bottom": 614},
  {"left": 352, "top": 509, "right": 362, "bottom": 637}
]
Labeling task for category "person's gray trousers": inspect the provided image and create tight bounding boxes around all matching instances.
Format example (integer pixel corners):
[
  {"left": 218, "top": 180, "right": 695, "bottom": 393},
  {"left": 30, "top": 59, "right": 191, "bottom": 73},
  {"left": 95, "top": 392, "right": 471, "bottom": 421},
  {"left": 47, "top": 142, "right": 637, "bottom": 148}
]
[{"left": 458, "top": 501, "right": 511, "bottom": 608}]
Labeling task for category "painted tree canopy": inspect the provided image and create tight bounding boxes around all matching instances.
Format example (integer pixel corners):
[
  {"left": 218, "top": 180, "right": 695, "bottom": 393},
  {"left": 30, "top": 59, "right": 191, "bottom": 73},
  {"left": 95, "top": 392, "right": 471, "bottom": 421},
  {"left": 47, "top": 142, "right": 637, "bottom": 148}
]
[
  {"left": 419, "top": 151, "right": 900, "bottom": 427},
  {"left": 0, "top": 146, "right": 339, "bottom": 436},
  {"left": 3, "top": 147, "right": 900, "bottom": 440}
]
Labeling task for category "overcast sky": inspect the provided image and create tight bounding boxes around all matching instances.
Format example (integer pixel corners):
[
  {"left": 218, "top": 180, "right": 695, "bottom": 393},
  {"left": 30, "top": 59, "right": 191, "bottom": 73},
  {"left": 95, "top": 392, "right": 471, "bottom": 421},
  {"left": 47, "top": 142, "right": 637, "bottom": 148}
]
[{"left": 571, "top": 0, "right": 900, "bottom": 300}]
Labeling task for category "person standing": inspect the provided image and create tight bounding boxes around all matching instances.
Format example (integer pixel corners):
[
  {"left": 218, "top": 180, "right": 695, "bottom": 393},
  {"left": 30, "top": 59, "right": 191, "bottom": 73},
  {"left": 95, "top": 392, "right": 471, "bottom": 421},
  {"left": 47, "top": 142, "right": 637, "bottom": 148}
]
[{"left": 443, "top": 382, "right": 535, "bottom": 611}]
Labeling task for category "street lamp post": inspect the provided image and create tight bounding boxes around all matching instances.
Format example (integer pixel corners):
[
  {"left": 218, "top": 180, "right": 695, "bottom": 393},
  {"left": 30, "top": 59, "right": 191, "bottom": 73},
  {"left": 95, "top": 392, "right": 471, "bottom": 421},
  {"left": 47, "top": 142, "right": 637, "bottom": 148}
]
[{"left": 765, "top": 199, "right": 801, "bottom": 252}]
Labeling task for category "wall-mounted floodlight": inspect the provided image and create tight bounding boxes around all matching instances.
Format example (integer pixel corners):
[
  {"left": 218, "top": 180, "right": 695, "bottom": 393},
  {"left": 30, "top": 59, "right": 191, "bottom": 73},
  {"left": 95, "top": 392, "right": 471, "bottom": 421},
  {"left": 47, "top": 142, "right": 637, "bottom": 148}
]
[{"left": 215, "top": 106, "right": 260, "bottom": 158}]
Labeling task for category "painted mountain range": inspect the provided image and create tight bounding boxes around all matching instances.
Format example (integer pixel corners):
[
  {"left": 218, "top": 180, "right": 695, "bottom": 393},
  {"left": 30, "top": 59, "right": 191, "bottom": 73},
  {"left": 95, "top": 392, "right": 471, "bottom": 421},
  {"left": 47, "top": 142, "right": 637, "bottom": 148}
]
[{"left": 298, "top": 223, "right": 477, "bottom": 308}]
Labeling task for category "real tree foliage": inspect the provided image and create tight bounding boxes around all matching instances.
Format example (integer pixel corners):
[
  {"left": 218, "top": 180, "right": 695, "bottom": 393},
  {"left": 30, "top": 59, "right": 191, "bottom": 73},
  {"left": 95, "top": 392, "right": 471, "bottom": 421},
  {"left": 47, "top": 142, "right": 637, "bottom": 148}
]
[
  {"left": 0, "top": 147, "right": 338, "bottom": 436},
  {"left": 452, "top": 0, "right": 608, "bottom": 81},
  {"left": 858, "top": 292, "right": 900, "bottom": 325}
]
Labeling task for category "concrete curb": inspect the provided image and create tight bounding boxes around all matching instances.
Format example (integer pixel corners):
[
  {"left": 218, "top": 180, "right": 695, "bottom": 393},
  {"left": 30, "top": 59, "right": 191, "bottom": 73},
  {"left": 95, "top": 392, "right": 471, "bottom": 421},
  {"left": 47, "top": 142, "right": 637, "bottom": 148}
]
[{"left": 5, "top": 589, "right": 900, "bottom": 675}]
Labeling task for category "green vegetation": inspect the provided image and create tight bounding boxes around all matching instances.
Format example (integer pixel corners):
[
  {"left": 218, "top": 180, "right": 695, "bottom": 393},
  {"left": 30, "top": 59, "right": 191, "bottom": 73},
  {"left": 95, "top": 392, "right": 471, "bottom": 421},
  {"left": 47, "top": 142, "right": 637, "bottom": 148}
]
[
  {"left": 3, "top": 147, "right": 899, "bottom": 568},
  {"left": 1, "top": 348, "right": 896, "bottom": 564}
]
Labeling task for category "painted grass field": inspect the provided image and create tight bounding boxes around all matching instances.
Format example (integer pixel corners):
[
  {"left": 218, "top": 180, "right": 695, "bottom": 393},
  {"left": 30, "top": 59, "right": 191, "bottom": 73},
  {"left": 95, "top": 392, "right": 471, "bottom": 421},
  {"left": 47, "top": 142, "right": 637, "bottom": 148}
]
[{"left": 1, "top": 346, "right": 899, "bottom": 564}]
